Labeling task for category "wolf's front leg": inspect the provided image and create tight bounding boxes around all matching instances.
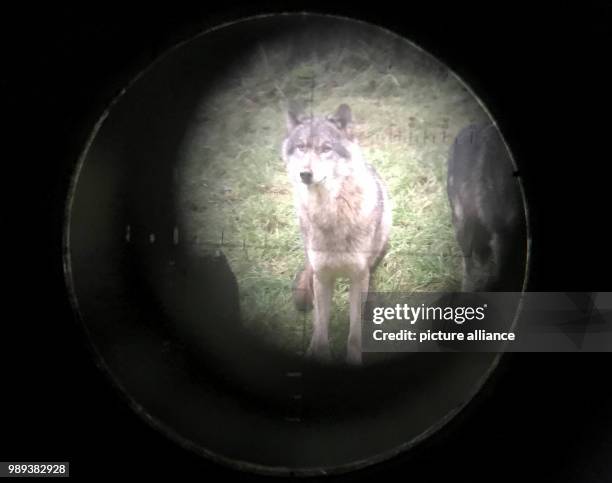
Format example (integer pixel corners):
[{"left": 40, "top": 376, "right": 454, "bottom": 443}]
[
  {"left": 307, "top": 272, "right": 333, "bottom": 362},
  {"left": 347, "top": 270, "right": 369, "bottom": 365}
]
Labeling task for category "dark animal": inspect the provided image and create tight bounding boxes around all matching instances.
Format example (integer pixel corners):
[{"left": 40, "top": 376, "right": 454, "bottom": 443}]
[{"left": 447, "top": 123, "right": 527, "bottom": 291}]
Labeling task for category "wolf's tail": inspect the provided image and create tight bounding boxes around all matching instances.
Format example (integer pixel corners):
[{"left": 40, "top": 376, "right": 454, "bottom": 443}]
[{"left": 292, "top": 264, "right": 313, "bottom": 312}]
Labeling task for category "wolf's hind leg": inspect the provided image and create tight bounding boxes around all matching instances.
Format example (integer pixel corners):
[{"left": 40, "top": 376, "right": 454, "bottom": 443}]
[{"left": 292, "top": 263, "right": 313, "bottom": 312}]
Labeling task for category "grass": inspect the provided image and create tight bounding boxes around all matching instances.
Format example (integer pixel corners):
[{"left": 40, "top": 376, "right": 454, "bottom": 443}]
[{"left": 176, "top": 27, "right": 490, "bottom": 359}]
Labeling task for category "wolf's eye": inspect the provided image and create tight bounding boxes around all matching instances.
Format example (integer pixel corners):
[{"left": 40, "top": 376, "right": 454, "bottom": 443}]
[
  {"left": 296, "top": 143, "right": 306, "bottom": 152},
  {"left": 320, "top": 144, "right": 332, "bottom": 153}
]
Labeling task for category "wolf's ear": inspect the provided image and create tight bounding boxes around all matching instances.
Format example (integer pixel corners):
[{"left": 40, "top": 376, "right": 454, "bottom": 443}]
[
  {"left": 287, "top": 100, "right": 306, "bottom": 131},
  {"left": 329, "top": 104, "right": 352, "bottom": 131}
]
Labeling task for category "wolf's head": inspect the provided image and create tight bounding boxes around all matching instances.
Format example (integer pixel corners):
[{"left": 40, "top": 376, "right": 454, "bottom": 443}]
[{"left": 282, "top": 103, "right": 361, "bottom": 188}]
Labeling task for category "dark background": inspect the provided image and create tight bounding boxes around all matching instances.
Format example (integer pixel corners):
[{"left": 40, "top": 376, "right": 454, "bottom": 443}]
[{"left": 2, "top": 2, "right": 611, "bottom": 481}]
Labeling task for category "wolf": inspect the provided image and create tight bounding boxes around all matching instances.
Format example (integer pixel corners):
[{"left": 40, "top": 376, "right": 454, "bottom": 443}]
[
  {"left": 447, "top": 123, "right": 526, "bottom": 291},
  {"left": 282, "top": 102, "right": 392, "bottom": 365}
]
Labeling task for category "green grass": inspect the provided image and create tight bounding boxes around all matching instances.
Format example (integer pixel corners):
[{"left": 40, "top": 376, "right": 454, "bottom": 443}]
[{"left": 177, "top": 33, "right": 490, "bottom": 359}]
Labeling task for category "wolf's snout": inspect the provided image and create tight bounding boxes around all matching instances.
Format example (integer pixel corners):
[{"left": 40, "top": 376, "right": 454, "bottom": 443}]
[{"left": 300, "top": 171, "right": 313, "bottom": 184}]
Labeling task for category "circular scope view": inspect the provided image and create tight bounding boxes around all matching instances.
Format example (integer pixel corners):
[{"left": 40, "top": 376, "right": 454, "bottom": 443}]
[{"left": 65, "top": 13, "right": 528, "bottom": 475}]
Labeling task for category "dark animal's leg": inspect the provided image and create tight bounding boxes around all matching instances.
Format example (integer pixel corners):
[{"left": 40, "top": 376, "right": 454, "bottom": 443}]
[{"left": 456, "top": 217, "right": 493, "bottom": 292}]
